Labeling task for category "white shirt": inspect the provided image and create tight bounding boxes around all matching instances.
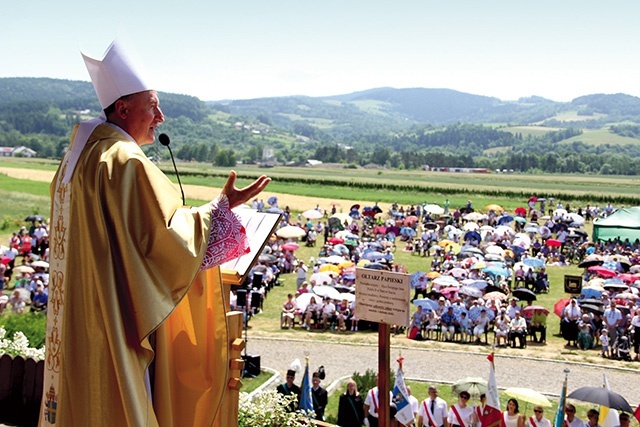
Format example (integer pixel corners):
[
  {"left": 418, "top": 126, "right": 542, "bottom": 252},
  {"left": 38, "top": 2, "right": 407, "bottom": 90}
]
[
  {"left": 566, "top": 417, "right": 586, "bottom": 427},
  {"left": 364, "top": 387, "right": 394, "bottom": 418},
  {"left": 526, "top": 415, "right": 552, "bottom": 427},
  {"left": 448, "top": 404, "right": 474, "bottom": 427},
  {"left": 604, "top": 307, "right": 622, "bottom": 327},
  {"left": 419, "top": 397, "right": 448, "bottom": 427}
]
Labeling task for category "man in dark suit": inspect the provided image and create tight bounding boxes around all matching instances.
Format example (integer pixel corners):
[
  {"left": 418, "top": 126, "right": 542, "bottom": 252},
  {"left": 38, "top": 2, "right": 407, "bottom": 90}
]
[
  {"left": 277, "top": 369, "right": 301, "bottom": 412},
  {"left": 311, "top": 370, "right": 328, "bottom": 421}
]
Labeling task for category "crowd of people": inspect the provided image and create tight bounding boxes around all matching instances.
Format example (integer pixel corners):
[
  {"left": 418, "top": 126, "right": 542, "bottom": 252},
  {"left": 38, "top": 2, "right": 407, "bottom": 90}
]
[
  {"left": 274, "top": 367, "right": 628, "bottom": 427},
  {"left": 0, "top": 219, "right": 49, "bottom": 314}
]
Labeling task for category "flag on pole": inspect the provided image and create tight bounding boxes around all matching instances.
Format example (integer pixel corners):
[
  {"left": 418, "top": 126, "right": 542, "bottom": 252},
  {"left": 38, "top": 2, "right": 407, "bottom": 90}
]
[
  {"left": 299, "top": 357, "right": 314, "bottom": 414},
  {"left": 599, "top": 373, "right": 619, "bottom": 427},
  {"left": 554, "top": 373, "right": 568, "bottom": 427},
  {"left": 393, "top": 356, "right": 416, "bottom": 426},
  {"left": 634, "top": 404, "right": 640, "bottom": 424},
  {"left": 481, "top": 353, "right": 504, "bottom": 427}
]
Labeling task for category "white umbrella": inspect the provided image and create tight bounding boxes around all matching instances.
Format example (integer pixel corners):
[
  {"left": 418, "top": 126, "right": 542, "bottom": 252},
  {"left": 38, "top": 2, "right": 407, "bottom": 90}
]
[
  {"left": 31, "top": 260, "right": 49, "bottom": 269},
  {"left": 424, "top": 204, "right": 444, "bottom": 215},
  {"left": 339, "top": 292, "right": 355, "bottom": 302},
  {"left": 276, "top": 225, "right": 306, "bottom": 239},
  {"left": 310, "top": 272, "right": 334, "bottom": 285},
  {"left": 295, "top": 293, "right": 317, "bottom": 312},
  {"left": 324, "top": 255, "right": 347, "bottom": 264},
  {"left": 302, "top": 209, "right": 323, "bottom": 220},
  {"left": 464, "top": 212, "right": 486, "bottom": 221},
  {"left": 494, "top": 225, "right": 515, "bottom": 237},
  {"left": 463, "top": 222, "right": 479, "bottom": 231},
  {"left": 313, "top": 285, "right": 341, "bottom": 300},
  {"left": 484, "top": 245, "right": 505, "bottom": 255},
  {"left": 330, "top": 213, "right": 352, "bottom": 225}
]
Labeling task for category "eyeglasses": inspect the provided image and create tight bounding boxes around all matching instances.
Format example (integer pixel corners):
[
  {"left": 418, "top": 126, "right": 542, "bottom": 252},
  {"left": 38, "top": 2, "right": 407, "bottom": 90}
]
[
  {"left": 565, "top": 409, "right": 575, "bottom": 413},
  {"left": 534, "top": 410, "right": 543, "bottom": 413},
  {"left": 461, "top": 396, "right": 469, "bottom": 400}
]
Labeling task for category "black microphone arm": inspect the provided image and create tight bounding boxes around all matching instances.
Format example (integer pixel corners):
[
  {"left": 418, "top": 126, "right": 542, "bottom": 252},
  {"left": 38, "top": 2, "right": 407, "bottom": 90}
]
[{"left": 158, "top": 133, "right": 186, "bottom": 206}]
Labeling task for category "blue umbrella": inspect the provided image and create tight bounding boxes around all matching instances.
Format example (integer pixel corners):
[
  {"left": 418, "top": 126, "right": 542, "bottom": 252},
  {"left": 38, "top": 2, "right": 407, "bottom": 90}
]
[
  {"left": 332, "top": 244, "right": 349, "bottom": 255},
  {"left": 460, "top": 286, "right": 483, "bottom": 298},
  {"left": 581, "top": 288, "right": 602, "bottom": 299},
  {"left": 523, "top": 258, "right": 545, "bottom": 269},
  {"left": 363, "top": 251, "right": 385, "bottom": 261},
  {"left": 483, "top": 265, "right": 509, "bottom": 278},
  {"left": 468, "top": 306, "right": 495, "bottom": 322},
  {"left": 464, "top": 231, "right": 481, "bottom": 243},
  {"left": 510, "top": 245, "right": 526, "bottom": 255},
  {"left": 410, "top": 271, "right": 428, "bottom": 289},
  {"left": 524, "top": 226, "right": 539, "bottom": 233},
  {"left": 344, "top": 233, "right": 360, "bottom": 240},
  {"left": 413, "top": 298, "right": 438, "bottom": 311},
  {"left": 267, "top": 196, "right": 278, "bottom": 206},
  {"left": 451, "top": 304, "right": 468, "bottom": 322},
  {"left": 365, "top": 262, "right": 386, "bottom": 270},
  {"left": 498, "top": 215, "right": 514, "bottom": 224},
  {"left": 468, "top": 280, "right": 488, "bottom": 290},
  {"left": 266, "top": 207, "right": 284, "bottom": 214}
]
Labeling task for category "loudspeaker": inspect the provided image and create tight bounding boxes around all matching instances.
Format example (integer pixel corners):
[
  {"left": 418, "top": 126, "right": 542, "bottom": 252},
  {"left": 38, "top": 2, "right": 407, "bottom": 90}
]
[
  {"left": 252, "top": 272, "right": 264, "bottom": 288},
  {"left": 242, "top": 354, "right": 261, "bottom": 377},
  {"left": 251, "top": 291, "right": 262, "bottom": 309},
  {"left": 564, "top": 275, "right": 582, "bottom": 294},
  {"left": 236, "top": 289, "right": 247, "bottom": 307}
]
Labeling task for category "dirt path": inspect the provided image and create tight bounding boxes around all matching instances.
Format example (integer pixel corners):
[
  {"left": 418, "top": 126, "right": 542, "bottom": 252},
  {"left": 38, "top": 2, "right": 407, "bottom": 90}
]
[{"left": 0, "top": 166, "right": 391, "bottom": 213}]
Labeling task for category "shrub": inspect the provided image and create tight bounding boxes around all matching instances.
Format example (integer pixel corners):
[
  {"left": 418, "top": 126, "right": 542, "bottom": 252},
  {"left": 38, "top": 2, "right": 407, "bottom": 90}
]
[
  {"left": 238, "top": 389, "right": 316, "bottom": 427},
  {"left": 351, "top": 369, "right": 395, "bottom": 397},
  {"left": 0, "top": 327, "right": 45, "bottom": 360},
  {"left": 0, "top": 312, "right": 47, "bottom": 348}
]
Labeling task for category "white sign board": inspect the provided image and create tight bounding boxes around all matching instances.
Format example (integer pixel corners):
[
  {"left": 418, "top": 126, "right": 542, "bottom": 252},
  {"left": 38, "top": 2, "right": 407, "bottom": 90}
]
[{"left": 355, "top": 268, "right": 410, "bottom": 326}]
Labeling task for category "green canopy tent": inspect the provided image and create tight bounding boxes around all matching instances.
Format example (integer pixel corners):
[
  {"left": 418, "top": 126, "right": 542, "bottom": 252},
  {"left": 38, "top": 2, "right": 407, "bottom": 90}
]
[{"left": 593, "top": 207, "right": 640, "bottom": 242}]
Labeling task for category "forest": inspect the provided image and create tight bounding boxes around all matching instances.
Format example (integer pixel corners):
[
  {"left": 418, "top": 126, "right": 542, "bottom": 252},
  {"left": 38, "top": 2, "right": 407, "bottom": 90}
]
[{"left": 2, "top": 77, "right": 640, "bottom": 175}]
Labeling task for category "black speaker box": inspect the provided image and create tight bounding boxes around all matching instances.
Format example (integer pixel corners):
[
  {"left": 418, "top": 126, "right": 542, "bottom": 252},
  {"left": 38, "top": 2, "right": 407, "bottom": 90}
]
[
  {"left": 252, "top": 272, "right": 264, "bottom": 288},
  {"left": 242, "top": 354, "right": 261, "bottom": 377},
  {"left": 250, "top": 291, "right": 262, "bottom": 308},
  {"left": 236, "top": 289, "right": 247, "bottom": 307}
]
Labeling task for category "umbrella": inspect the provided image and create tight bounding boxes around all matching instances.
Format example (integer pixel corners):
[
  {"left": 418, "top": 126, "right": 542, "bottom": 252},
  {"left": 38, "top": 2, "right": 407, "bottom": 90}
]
[
  {"left": 538, "top": 226, "right": 552, "bottom": 238},
  {"left": 545, "top": 239, "right": 562, "bottom": 247},
  {"left": 463, "top": 222, "right": 480, "bottom": 231},
  {"left": 30, "top": 260, "right": 50, "bottom": 269},
  {"left": 328, "top": 237, "right": 344, "bottom": 245},
  {"left": 460, "top": 286, "right": 483, "bottom": 298},
  {"left": 426, "top": 271, "right": 441, "bottom": 279},
  {"left": 1, "top": 257, "right": 11, "bottom": 265},
  {"left": 13, "top": 265, "right": 35, "bottom": 275},
  {"left": 332, "top": 244, "right": 349, "bottom": 255},
  {"left": 483, "top": 265, "right": 509, "bottom": 278},
  {"left": 588, "top": 266, "right": 618, "bottom": 278},
  {"left": 452, "top": 377, "right": 487, "bottom": 396},
  {"left": 319, "top": 264, "right": 340, "bottom": 274},
  {"left": 464, "top": 230, "right": 481, "bottom": 242},
  {"left": 324, "top": 255, "right": 346, "bottom": 264},
  {"left": 580, "top": 287, "right": 603, "bottom": 299},
  {"left": 554, "top": 298, "right": 571, "bottom": 318},
  {"left": 485, "top": 245, "right": 505, "bottom": 255},
  {"left": 515, "top": 207, "right": 527, "bottom": 216},
  {"left": 363, "top": 251, "right": 386, "bottom": 261},
  {"left": 514, "top": 216, "right": 527, "bottom": 224},
  {"left": 265, "top": 206, "right": 284, "bottom": 214},
  {"left": 433, "top": 275, "right": 459, "bottom": 286},
  {"left": 580, "top": 304, "right": 604, "bottom": 315},
  {"left": 484, "top": 291, "right": 508, "bottom": 301},
  {"left": 309, "top": 272, "right": 334, "bottom": 285},
  {"left": 338, "top": 260, "right": 355, "bottom": 269},
  {"left": 498, "top": 214, "right": 514, "bottom": 224},
  {"left": 404, "top": 215, "right": 419, "bottom": 225},
  {"left": 267, "top": 196, "right": 278, "bottom": 206},
  {"left": 468, "top": 306, "right": 495, "bottom": 321},
  {"left": 364, "top": 262, "right": 386, "bottom": 270},
  {"left": 522, "top": 305, "right": 549, "bottom": 316},
  {"left": 504, "top": 387, "right": 551, "bottom": 407},
  {"left": 424, "top": 204, "right": 445, "bottom": 215},
  {"left": 485, "top": 254, "right": 504, "bottom": 262},
  {"left": 523, "top": 258, "right": 545, "bottom": 269},
  {"left": 295, "top": 293, "right": 317, "bottom": 312},
  {"left": 282, "top": 242, "right": 299, "bottom": 251},
  {"left": 485, "top": 204, "right": 504, "bottom": 212},
  {"left": 372, "top": 225, "right": 387, "bottom": 235},
  {"left": 578, "top": 255, "right": 604, "bottom": 269},
  {"left": 276, "top": 225, "right": 306, "bottom": 239},
  {"left": 449, "top": 268, "right": 468, "bottom": 279},
  {"left": 424, "top": 222, "right": 439, "bottom": 230},
  {"left": 512, "top": 288, "right": 537, "bottom": 302},
  {"left": 603, "top": 282, "right": 629, "bottom": 291},
  {"left": 313, "top": 285, "right": 341, "bottom": 300},
  {"left": 339, "top": 292, "right": 355, "bottom": 302},
  {"left": 258, "top": 254, "right": 276, "bottom": 263},
  {"left": 464, "top": 212, "right": 485, "bottom": 221},
  {"left": 302, "top": 209, "right": 323, "bottom": 220},
  {"left": 24, "top": 214, "right": 45, "bottom": 222},
  {"left": 413, "top": 299, "right": 438, "bottom": 311},
  {"left": 567, "top": 387, "right": 633, "bottom": 413},
  {"left": 468, "top": 280, "right": 488, "bottom": 290},
  {"left": 330, "top": 213, "right": 352, "bottom": 225}
]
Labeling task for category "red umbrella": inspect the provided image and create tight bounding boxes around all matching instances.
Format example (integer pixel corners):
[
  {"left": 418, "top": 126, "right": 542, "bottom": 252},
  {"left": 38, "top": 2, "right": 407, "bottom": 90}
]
[
  {"left": 515, "top": 207, "right": 527, "bottom": 216},
  {"left": 350, "top": 204, "right": 361, "bottom": 211},
  {"left": 616, "top": 273, "right": 639, "bottom": 283},
  {"left": 404, "top": 215, "right": 419, "bottom": 225},
  {"left": 372, "top": 226, "right": 387, "bottom": 235},
  {"left": 545, "top": 239, "right": 562, "bottom": 247},
  {"left": 327, "top": 237, "right": 344, "bottom": 245},
  {"left": 522, "top": 305, "right": 549, "bottom": 316},
  {"left": 588, "top": 265, "right": 617, "bottom": 278},
  {"left": 554, "top": 298, "right": 571, "bottom": 318},
  {"left": 1, "top": 257, "right": 10, "bottom": 265},
  {"left": 282, "top": 242, "right": 299, "bottom": 251},
  {"left": 528, "top": 196, "right": 538, "bottom": 203},
  {"left": 440, "top": 286, "right": 459, "bottom": 295}
]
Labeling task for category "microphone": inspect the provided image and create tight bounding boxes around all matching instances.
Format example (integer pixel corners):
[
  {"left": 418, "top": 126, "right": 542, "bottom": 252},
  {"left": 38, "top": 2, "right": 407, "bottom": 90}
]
[{"left": 158, "top": 133, "right": 186, "bottom": 206}]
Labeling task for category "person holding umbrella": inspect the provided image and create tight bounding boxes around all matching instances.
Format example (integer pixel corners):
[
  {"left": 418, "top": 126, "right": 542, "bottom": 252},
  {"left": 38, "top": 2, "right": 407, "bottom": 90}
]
[{"left": 564, "top": 404, "right": 585, "bottom": 427}]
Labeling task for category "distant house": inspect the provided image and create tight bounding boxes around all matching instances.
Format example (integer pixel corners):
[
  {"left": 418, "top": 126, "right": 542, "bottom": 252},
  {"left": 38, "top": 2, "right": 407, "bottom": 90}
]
[{"left": 0, "top": 146, "right": 37, "bottom": 158}]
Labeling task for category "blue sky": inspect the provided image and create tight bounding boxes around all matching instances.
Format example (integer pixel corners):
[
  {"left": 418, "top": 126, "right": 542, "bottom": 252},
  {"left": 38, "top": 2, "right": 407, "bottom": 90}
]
[{"left": 2, "top": 1, "right": 638, "bottom": 102}]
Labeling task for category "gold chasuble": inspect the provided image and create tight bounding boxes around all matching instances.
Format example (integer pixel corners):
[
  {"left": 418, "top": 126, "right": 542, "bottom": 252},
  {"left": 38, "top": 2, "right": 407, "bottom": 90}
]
[{"left": 41, "top": 124, "right": 229, "bottom": 426}]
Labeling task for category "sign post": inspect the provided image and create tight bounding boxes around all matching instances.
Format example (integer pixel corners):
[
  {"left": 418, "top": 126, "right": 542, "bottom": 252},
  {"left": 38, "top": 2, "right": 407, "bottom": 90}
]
[{"left": 355, "top": 268, "right": 410, "bottom": 427}]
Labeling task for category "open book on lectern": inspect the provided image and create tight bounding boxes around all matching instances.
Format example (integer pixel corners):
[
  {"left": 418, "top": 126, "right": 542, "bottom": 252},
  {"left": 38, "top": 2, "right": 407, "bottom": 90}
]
[{"left": 220, "top": 208, "right": 282, "bottom": 285}]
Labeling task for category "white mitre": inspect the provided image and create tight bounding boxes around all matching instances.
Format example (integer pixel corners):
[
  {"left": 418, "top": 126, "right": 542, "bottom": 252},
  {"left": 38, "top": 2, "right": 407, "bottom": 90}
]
[
  {"left": 62, "top": 41, "right": 153, "bottom": 183},
  {"left": 83, "top": 40, "right": 152, "bottom": 110}
]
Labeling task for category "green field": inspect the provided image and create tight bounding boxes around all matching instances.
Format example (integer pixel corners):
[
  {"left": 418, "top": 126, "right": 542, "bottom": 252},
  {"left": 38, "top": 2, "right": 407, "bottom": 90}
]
[
  {"left": 501, "top": 125, "right": 561, "bottom": 137},
  {"left": 561, "top": 128, "right": 640, "bottom": 146}
]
